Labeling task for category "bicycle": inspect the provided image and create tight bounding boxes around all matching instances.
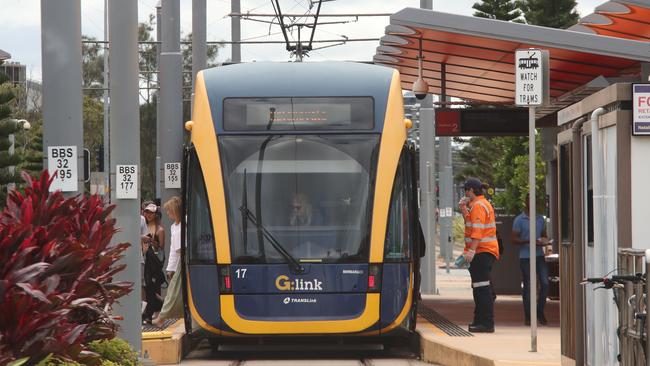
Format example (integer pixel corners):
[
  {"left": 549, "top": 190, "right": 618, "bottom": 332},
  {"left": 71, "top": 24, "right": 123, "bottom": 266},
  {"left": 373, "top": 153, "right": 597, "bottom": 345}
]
[{"left": 581, "top": 273, "right": 647, "bottom": 365}]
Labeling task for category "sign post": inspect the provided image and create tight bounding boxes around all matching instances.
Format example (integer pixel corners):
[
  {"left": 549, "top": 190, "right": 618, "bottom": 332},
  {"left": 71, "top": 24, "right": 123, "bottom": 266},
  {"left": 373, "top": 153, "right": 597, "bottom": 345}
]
[
  {"left": 632, "top": 84, "right": 650, "bottom": 135},
  {"left": 515, "top": 48, "right": 549, "bottom": 353}
]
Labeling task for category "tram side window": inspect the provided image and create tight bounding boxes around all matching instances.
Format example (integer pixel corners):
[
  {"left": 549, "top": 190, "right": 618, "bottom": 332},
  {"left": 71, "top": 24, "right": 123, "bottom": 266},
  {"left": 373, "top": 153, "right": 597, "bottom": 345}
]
[
  {"left": 187, "top": 151, "right": 216, "bottom": 263},
  {"left": 384, "top": 151, "right": 412, "bottom": 261}
]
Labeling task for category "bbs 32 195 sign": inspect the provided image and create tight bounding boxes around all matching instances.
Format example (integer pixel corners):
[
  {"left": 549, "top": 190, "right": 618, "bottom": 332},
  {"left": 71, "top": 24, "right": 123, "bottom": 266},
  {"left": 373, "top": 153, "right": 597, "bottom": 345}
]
[{"left": 48, "top": 146, "right": 77, "bottom": 192}]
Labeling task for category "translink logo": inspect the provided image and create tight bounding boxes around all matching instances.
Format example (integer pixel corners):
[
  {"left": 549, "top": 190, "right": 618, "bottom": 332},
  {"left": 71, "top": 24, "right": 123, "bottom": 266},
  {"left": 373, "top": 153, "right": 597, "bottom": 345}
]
[{"left": 275, "top": 275, "right": 323, "bottom": 291}]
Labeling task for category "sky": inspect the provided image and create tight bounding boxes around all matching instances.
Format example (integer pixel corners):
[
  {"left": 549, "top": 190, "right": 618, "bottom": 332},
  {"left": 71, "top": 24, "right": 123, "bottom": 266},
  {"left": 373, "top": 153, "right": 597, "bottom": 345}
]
[{"left": 0, "top": 0, "right": 605, "bottom": 82}]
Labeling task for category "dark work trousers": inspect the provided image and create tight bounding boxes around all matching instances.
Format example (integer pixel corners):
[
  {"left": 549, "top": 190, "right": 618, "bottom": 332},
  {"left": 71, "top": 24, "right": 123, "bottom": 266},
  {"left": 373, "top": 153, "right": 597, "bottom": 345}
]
[
  {"left": 520, "top": 256, "right": 549, "bottom": 320},
  {"left": 468, "top": 252, "right": 497, "bottom": 328}
]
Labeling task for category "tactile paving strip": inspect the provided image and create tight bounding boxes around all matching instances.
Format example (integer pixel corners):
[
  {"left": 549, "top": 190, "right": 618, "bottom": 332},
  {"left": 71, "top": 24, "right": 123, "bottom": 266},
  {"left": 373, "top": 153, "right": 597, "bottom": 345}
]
[
  {"left": 418, "top": 306, "right": 473, "bottom": 337},
  {"left": 141, "top": 318, "right": 178, "bottom": 333}
]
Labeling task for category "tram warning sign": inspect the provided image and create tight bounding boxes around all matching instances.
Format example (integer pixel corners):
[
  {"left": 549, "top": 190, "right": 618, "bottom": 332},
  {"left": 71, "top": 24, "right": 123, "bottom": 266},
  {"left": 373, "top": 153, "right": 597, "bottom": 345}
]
[
  {"left": 515, "top": 49, "right": 549, "bottom": 106},
  {"left": 116, "top": 164, "right": 138, "bottom": 199},
  {"left": 48, "top": 146, "right": 77, "bottom": 192},
  {"left": 164, "top": 162, "right": 181, "bottom": 188}
]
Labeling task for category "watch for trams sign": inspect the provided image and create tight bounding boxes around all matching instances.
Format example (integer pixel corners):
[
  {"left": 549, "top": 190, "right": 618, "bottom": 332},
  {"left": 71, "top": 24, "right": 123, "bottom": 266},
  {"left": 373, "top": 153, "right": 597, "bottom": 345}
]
[
  {"left": 633, "top": 84, "right": 650, "bottom": 136},
  {"left": 515, "top": 49, "right": 549, "bottom": 107}
]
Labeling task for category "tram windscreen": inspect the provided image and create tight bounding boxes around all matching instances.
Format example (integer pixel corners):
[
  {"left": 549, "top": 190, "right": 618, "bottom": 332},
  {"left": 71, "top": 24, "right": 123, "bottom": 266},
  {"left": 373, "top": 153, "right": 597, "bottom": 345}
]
[
  {"left": 218, "top": 135, "right": 379, "bottom": 263},
  {"left": 223, "top": 97, "right": 374, "bottom": 130}
]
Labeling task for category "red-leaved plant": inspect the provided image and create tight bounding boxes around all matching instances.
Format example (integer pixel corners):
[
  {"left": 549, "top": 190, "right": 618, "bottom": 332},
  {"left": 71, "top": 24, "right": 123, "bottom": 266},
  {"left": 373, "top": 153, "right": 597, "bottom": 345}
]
[{"left": 0, "top": 172, "right": 132, "bottom": 365}]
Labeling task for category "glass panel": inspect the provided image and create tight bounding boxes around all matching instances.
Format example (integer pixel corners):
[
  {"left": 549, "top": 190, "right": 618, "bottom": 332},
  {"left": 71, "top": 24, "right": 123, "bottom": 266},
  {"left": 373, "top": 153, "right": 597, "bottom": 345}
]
[
  {"left": 224, "top": 97, "right": 374, "bottom": 131},
  {"left": 219, "top": 134, "right": 379, "bottom": 263},
  {"left": 384, "top": 150, "right": 412, "bottom": 261},
  {"left": 187, "top": 150, "right": 216, "bottom": 263},
  {"left": 559, "top": 144, "right": 572, "bottom": 242}
]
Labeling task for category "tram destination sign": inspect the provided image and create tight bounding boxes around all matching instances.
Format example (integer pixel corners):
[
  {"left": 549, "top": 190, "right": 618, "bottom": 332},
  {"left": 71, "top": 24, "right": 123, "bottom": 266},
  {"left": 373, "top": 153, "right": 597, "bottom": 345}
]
[
  {"left": 633, "top": 84, "right": 650, "bottom": 135},
  {"left": 515, "top": 49, "right": 549, "bottom": 107}
]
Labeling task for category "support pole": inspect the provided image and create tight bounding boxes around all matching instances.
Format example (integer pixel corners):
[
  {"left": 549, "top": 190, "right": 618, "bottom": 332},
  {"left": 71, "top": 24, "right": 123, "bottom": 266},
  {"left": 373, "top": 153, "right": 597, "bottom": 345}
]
[
  {"left": 529, "top": 106, "right": 537, "bottom": 352},
  {"left": 103, "top": 0, "right": 110, "bottom": 200},
  {"left": 420, "top": 95, "right": 437, "bottom": 295},
  {"left": 192, "top": 0, "right": 207, "bottom": 90},
  {"left": 108, "top": 0, "right": 141, "bottom": 352},
  {"left": 159, "top": 0, "right": 183, "bottom": 262},
  {"left": 41, "top": 0, "right": 84, "bottom": 195},
  {"left": 231, "top": 0, "right": 241, "bottom": 63}
]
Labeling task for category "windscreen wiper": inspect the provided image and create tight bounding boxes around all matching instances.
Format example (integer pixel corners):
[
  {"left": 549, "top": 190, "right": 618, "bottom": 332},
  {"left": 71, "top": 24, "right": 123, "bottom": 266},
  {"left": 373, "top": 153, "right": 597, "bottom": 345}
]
[{"left": 238, "top": 205, "right": 305, "bottom": 274}]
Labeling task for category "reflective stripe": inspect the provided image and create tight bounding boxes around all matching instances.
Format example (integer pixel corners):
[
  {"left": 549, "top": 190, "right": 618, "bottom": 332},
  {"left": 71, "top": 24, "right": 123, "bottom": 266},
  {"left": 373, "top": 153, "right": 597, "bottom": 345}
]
[
  {"left": 466, "top": 222, "right": 497, "bottom": 229},
  {"left": 472, "top": 281, "right": 490, "bottom": 288},
  {"left": 465, "top": 223, "right": 472, "bottom": 227},
  {"left": 465, "top": 236, "right": 498, "bottom": 243},
  {"left": 474, "top": 201, "right": 491, "bottom": 219}
]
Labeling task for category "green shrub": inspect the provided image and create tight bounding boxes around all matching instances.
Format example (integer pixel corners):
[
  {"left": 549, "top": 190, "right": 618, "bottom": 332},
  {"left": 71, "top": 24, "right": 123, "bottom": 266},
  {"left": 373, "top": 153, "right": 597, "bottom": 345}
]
[{"left": 88, "top": 338, "right": 138, "bottom": 366}]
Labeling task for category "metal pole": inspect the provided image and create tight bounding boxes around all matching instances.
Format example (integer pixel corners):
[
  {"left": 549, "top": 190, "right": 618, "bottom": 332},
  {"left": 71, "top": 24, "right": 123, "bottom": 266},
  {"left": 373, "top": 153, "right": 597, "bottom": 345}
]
[
  {"left": 192, "top": 0, "right": 207, "bottom": 91},
  {"left": 418, "top": 0, "right": 437, "bottom": 296},
  {"left": 419, "top": 95, "right": 437, "bottom": 295},
  {"left": 40, "top": 0, "right": 84, "bottom": 195},
  {"left": 103, "top": 0, "right": 110, "bottom": 200},
  {"left": 108, "top": 0, "right": 141, "bottom": 352},
  {"left": 159, "top": 0, "right": 183, "bottom": 264},
  {"left": 155, "top": 1, "right": 162, "bottom": 202},
  {"left": 529, "top": 106, "right": 537, "bottom": 352},
  {"left": 231, "top": 0, "right": 241, "bottom": 63},
  {"left": 645, "top": 249, "right": 650, "bottom": 366},
  {"left": 440, "top": 138, "right": 453, "bottom": 272}
]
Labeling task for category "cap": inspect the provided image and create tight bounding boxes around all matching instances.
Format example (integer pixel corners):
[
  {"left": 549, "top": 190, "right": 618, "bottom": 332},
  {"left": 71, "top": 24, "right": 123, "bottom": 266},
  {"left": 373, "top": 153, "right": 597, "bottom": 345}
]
[
  {"left": 144, "top": 203, "right": 157, "bottom": 213},
  {"left": 463, "top": 177, "right": 483, "bottom": 192}
]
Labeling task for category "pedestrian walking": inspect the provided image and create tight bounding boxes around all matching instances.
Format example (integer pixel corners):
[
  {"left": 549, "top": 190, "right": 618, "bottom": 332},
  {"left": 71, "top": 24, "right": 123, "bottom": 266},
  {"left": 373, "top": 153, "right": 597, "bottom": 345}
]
[
  {"left": 153, "top": 196, "right": 184, "bottom": 328},
  {"left": 141, "top": 203, "right": 166, "bottom": 324},
  {"left": 459, "top": 177, "right": 499, "bottom": 333},
  {"left": 512, "top": 193, "right": 549, "bottom": 325}
]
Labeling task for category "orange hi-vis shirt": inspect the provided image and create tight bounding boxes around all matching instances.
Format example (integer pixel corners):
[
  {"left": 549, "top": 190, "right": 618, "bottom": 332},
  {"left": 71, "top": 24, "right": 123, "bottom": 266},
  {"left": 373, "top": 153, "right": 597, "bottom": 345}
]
[{"left": 464, "top": 195, "right": 499, "bottom": 260}]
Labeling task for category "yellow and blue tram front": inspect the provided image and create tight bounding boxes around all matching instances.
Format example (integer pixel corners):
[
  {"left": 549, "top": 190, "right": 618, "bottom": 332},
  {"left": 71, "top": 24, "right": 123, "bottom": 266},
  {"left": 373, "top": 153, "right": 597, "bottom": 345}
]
[{"left": 183, "top": 62, "right": 422, "bottom": 339}]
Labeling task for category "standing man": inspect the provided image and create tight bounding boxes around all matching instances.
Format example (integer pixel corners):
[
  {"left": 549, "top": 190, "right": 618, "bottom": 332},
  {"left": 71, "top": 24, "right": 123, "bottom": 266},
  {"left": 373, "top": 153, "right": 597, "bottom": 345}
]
[
  {"left": 459, "top": 177, "right": 499, "bottom": 333},
  {"left": 512, "top": 194, "right": 549, "bottom": 325}
]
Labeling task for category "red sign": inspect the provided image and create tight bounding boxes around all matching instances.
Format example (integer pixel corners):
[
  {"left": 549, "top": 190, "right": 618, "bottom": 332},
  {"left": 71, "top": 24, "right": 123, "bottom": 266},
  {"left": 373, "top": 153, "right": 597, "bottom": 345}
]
[{"left": 435, "top": 110, "right": 461, "bottom": 136}]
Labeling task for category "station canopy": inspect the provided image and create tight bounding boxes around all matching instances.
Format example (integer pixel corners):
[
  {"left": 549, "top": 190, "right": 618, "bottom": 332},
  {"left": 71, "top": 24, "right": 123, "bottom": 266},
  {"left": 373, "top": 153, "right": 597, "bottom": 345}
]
[
  {"left": 373, "top": 6, "right": 650, "bottom": 119},
  {"left": 569, "top": 0, "right": 650, "bottom": 41}
]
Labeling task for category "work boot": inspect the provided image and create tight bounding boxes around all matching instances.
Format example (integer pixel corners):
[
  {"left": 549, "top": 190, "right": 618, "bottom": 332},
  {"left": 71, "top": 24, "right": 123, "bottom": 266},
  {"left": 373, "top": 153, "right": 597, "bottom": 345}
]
[
  {"left": 468, "top": 324, "right": 494, "bottom": 333},
  {"left": 538, "top": 314, "right": 548, "bottom": 325}
]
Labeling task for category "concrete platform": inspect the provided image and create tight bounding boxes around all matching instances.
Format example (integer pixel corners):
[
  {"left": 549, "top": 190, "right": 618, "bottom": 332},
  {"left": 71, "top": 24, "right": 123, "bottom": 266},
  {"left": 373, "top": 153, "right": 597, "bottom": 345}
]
[
  {"left": 142, "top": 319, "right": 185, "bottom": 364},
  {"left": 416, "top": 266, "right": 561, "bottom": 366}
]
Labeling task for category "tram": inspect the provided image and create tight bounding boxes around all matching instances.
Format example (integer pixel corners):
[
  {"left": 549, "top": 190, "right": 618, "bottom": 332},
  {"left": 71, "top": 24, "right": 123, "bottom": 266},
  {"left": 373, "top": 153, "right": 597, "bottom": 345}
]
[{"left": 181, "top": 61, "right": 424, "bottom": 347}]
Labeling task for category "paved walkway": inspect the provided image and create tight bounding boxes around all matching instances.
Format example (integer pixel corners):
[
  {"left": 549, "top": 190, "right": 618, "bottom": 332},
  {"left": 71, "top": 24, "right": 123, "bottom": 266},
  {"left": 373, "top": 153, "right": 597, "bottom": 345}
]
[{"left": 416, "top": 264, "right": 561, "bottom": 366}]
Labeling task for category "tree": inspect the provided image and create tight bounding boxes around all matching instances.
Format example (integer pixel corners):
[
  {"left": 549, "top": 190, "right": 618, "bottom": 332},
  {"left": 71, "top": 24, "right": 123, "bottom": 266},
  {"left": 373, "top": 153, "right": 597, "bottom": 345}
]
[
  {"left": 473, "top": 0, "right": 522, "bottom": 22},
  {"left": 455, "top": 2, "right": 547, "bottom": 214},
  {"left": 516, "top": 0, "right": 579, "bottom": 28},
  {"left": 0, "top": 70, "right": 22, "bottom": 206}
]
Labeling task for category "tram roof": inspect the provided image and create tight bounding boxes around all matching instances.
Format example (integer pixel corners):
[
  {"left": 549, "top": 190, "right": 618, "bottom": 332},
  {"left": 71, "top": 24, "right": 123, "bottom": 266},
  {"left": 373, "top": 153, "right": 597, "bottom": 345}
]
[
  {"left": 373, "top": 7, "right": 650, "bottom": 119},
  {"left": 201, "top": 61, "right": 394, "bottom": 99}
]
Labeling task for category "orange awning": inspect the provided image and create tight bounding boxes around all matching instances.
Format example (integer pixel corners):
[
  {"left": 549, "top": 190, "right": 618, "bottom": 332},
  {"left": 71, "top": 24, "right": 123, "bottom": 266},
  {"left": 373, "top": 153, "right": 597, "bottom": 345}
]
[
  {"left": 373, "top": 8, "right": 650, "bottom": 114},
  {"left": 569, "top": 0, "right": 650, "bottom": 41}
]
